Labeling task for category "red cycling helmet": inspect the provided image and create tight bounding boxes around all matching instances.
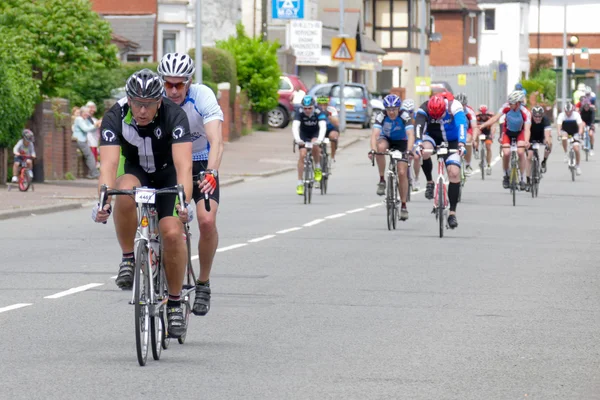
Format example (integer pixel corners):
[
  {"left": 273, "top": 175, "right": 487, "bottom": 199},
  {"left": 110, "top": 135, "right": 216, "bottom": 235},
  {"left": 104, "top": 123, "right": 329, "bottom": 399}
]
[
  {"left": 479, "top": 104, "right": 488, "bottom": 114},
  {"left": 427, "top": 94, "right": 447, "bottom": 119}
]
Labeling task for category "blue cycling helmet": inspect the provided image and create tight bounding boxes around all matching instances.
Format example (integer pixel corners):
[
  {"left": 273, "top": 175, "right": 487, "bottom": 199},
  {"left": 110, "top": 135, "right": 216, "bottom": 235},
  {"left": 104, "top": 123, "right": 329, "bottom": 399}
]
[
  {"left": 301, "top": 95, "right": 315, "bottom": 107},
  {"left": 383, "top": 94, "right": 401, "bottom": 108},
  {"left": 515, "top": 83, "right": 523, "bottom": 90}
]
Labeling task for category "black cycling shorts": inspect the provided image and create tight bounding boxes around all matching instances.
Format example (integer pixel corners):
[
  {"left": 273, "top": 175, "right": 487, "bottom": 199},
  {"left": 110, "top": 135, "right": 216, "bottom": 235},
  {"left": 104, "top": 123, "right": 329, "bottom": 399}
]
[
  {"left": 378, "top": 137, "right": 408, "bottom": 153},
  {"left": 192, "top": 160, "right": 220, "bottom": 205},
  {"left": 121, "top": 162, "right": 178, "bottom": 221}
]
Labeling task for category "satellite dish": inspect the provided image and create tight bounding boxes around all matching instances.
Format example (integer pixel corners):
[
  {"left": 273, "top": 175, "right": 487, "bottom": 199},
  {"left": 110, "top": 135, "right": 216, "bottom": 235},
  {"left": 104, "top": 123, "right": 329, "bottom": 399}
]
[{"left": 430, "top": 32, "right": 442, "bottom": 43}]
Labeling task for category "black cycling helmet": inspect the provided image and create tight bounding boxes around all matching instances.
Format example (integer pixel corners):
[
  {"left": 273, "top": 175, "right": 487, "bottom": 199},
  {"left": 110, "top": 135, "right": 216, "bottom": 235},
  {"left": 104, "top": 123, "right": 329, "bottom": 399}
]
[
  {"left": 22, "top": 129, "right": 34, "bottom": 142},
  {"left": 531, "top": 106, "right": 544, "bottom": 117},
  {"left": 126, "top": 69, "right": 164, "bottom": 100}
]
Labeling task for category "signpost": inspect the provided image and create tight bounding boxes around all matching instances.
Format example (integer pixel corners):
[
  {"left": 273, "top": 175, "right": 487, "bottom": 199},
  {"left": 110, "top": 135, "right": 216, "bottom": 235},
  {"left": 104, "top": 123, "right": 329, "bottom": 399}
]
[
  {"left": 331, "top": 37, "right": 356, "bottom": 62},
  {"left": 289, "top": 20, "right": 322, "bottom": 65},
  {"left": 415, "top": 77, "right": 431, "bottom": 96},
  {"left": 272, "top": 0, "right": 304, "bottom": 19}
]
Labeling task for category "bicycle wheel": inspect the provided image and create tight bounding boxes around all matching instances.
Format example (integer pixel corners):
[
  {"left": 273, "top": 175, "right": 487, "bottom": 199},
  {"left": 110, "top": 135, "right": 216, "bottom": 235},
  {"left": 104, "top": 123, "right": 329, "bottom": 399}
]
[
  {"left": 511, "top": 167, "right": 516, "bottom": 207},
  {"left": 387, "top": 174, "right": 395, "bottom": 231},
  {"left": 134, "top": 243, "right": 150, "bottom": 366},
  {"left": 18, "top": 170, "right": 31, "bottom": 192},
  {"left": 320, "top": 152, "right": 328, "bottom": 195},
  {"left": 530, "top": 158, "right": 537, "bottom": 199},
  {"left": 150, "top": 243, "right": 163, "bottom": 360},
  {"left": 438, "top": 182, "right": 444, "bottom": 238},
  {"left": 392, "top": 178, "right": 398, "bottom": 230},
  {"left": 480, "top": 147, "right": 486, "bottom": 180},
  {"left": 569, "top": 150, "right": 575, "bottom": 181},
  {"left": 386, "top": 201, "right": 393, "bottom": 231}
]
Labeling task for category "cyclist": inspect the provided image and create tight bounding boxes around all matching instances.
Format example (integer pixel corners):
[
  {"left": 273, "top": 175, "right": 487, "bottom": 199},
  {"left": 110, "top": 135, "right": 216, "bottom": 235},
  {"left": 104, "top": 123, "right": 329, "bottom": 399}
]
[
  {"left": 415, "top": 93, "right": 467, "bottom": 229},
  {"left": 92, "top": 69, "right": 194, "bottom": 339},
  {"left": 479, "top": 90, "right": 531, "bottom": 190},
  {"left": 316, "top": 96, "right": 340, "bottom": 162},
  {"left": 456, "top": 93, "right": 479, "bottom": 175},
  {"left": 292, "top": 95, "right": 326, "bottom": 195},
  {"left": 11, "top": 129, "right": 36, "bottom": 183},
  {"left": 369, "top": 94, "right": 415, "bottom": 220},
  {"left": 401, "top": 98, "right": 420, "bottom": 191},
  {"left": 515, "top": 83, "right": 527, "bottom": 104},
  {"left": 556, "top": 102, "right": 584, "bottom": 175},
  {"left": 579, "top": 99, "right": 595, "bottom": 156},
  {"left": 527, "top": 106, "right": 552, "bottom": 183},
  {"left": 476, "top": 105, "right": 495, "bottom": 175},
  {"left": 157, "top": 52, "right": 224, "bottom": 317}
]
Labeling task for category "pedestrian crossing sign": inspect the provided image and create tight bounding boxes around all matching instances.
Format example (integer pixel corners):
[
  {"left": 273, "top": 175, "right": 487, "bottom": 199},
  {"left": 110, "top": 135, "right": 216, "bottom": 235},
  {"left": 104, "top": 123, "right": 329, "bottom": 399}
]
[{"left": 331, "top": 37, "right": 356, "bottom": 62}]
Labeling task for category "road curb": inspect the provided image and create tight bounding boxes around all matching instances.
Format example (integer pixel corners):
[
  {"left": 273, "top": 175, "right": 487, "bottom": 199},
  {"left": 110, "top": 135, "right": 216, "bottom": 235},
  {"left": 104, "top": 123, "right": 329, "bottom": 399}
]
[
  {"left": 0, "top": 202, "right": 89, "bottom": 221},
  {"left": 220, "top": 177, "right": 245, "bottom": 187}
]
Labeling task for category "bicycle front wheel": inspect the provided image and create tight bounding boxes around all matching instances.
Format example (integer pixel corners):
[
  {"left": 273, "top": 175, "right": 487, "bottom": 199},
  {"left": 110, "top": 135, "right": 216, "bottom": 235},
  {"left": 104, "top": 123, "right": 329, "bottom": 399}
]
[
  {"left": 510, "top": 167, "right": 517, "bottom": 207},
  {"left": 438, "top": 182, "right": 444, "bottom": 238},
  {"left": 480, "top": 147, "right": 486, "bottom": 180},
  {"left": 18, "top": 171, "right": 31, "bottom": 192},
  {"left": 134, "top": 243, "right": 150, "bottom": 366}
]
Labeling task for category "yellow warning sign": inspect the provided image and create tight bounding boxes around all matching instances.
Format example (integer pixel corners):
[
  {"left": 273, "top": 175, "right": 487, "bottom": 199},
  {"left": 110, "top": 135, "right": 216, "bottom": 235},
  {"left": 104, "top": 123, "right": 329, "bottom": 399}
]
[
  {"left": 331, "top": 37, "right": 357, "bottom": 62},
  {"left": 457, "top": 74, "right": 467, "bottom": 86},
  {"left": 415, "top": 77, "right": 431, "bottom": 95}
]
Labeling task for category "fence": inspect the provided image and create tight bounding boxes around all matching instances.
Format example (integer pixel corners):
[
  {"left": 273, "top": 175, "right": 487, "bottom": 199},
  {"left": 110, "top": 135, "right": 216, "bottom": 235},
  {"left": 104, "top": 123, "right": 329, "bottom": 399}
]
[{"left": 430, "top": 61, "right": 508, "bottom": 113}]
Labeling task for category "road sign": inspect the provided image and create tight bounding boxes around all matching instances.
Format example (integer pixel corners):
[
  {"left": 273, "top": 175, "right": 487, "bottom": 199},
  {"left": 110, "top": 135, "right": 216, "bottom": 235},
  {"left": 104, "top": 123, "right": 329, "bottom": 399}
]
[
  {"left": 415, "top": 77, "right": 431, "bottom": 95},
  {"left": 272, "top": 0, "right": 304, "bottom": 19},
  {"left": 290, "top": 20, "right": 322, "bottom": 65},
  {"left": 331, "top": 37, "right": 356, "bottom": 62},
  {"left": 457, "top": 74, "right": 467, "bottom": 86}
]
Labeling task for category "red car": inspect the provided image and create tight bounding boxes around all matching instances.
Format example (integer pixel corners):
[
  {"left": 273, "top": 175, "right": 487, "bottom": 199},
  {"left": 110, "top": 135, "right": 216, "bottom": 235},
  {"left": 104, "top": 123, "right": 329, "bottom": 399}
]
[{"left": 267, "top": 74, "right": 308, "bottom": 129}]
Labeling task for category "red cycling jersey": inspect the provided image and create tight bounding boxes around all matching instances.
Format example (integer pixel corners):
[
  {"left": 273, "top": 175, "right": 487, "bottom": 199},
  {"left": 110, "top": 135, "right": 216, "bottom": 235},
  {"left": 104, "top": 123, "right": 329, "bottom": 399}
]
[
  {"left": 498, "top": 103, "right": 531, "bottom": 144},
  {"left": 464, "top": 105, "right": 477, "bottom": 135}
]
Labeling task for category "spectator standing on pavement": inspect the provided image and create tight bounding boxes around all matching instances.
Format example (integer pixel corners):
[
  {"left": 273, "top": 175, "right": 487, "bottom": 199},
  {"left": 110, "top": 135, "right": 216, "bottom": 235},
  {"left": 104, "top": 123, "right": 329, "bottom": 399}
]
[
  {"left": 85, "top": 101, "right": 101, "bottom": 167},
  {"left": 72, "top": 105, "right": 100, "bottom": 179}
]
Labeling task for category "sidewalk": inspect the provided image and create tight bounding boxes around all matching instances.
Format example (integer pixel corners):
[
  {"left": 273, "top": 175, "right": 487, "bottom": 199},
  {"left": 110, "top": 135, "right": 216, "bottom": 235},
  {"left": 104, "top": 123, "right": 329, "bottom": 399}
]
[{"left": 0, "top": 126, "right": 369, "bottom": 220}]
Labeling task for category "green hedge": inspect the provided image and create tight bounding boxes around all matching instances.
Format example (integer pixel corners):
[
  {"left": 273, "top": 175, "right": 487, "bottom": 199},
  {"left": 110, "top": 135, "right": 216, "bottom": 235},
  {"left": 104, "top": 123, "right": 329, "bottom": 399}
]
[{"left": 189, "top": 47, "right": 237, "bottom": 105}]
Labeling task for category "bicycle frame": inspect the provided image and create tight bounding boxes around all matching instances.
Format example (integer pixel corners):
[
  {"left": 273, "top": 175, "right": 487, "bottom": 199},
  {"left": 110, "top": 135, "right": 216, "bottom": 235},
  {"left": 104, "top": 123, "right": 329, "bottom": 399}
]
[{"left": 371, "top": 150, "right": 404, "bottom": 230}]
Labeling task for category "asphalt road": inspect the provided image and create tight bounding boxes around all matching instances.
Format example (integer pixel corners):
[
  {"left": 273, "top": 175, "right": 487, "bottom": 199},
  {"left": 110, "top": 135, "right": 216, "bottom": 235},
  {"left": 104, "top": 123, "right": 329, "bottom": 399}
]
[{"left": 1, "top": 137, "right": 599, "bottom": 399}]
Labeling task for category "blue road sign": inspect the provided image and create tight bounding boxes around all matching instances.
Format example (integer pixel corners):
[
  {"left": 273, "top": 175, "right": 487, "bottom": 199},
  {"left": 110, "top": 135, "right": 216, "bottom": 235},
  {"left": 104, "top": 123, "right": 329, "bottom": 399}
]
[{"left": 272, "top": 0, "right": 304, "bottom": 19}]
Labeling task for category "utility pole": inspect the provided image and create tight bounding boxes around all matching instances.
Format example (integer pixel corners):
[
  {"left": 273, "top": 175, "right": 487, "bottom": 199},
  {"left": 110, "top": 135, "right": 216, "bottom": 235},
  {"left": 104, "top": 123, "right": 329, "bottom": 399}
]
[
  {"left": 338, "top": 0, "right": 346, "bottom": 133},
  {"left": 561, "top": 3, "right": 567, "bottom": 110},
  {"left": 195, "top": 0, "right": 203, "bottom": 83},
  {"left": 419, "top": 0, "right": 426, "bottom": 104},
  {"left": 261, "top": 0, "right": 268, "bottom": 41}
]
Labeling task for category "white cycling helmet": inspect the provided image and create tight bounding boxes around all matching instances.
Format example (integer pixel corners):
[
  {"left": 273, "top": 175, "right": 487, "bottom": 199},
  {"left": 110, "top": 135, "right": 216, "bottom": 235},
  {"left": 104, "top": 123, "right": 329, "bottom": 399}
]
[
  {"left": 508, "top": 90, "right": 525, "bottom": 105},
  {"left": 401, "top": 98, "right": 415, "bottom": 112},
  {"left": 157, "top": 52, "right": 195, "bottom": 79}
]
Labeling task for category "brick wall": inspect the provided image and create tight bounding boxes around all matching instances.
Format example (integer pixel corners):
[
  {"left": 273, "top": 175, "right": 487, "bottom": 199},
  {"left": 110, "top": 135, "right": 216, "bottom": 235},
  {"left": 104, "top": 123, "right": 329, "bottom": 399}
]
[
  {"left": 530, "top": 33, "right": 600, "bottom": 70},
  {"left": 91, "top": 0, "right": 156, "bottom": 15},
  {"left": 431, "top": 12, "right": 479, "bottom": 66},
  {"left": 217, "top": 84, "right": 253, "bottom": 142}
]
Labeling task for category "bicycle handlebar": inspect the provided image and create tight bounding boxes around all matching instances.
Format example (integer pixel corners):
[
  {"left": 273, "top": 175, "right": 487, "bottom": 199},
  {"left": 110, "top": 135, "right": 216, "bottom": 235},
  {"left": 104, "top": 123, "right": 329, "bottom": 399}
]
[
  {"left": 369, "top": 150, "right": 410, "bottom": 167},
  {"left": 193, "top": 172, "right": 212, "bottom": 213}
]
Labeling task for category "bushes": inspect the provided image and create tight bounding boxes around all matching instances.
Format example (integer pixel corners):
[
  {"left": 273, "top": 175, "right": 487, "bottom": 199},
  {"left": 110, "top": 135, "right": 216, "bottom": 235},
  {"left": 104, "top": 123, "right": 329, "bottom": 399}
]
[
  {"left": 189, "top": 47, "right": 237, "bottom": 100},
  {"left": 522, "top": 68, "right": 556, "bottom": 107}
]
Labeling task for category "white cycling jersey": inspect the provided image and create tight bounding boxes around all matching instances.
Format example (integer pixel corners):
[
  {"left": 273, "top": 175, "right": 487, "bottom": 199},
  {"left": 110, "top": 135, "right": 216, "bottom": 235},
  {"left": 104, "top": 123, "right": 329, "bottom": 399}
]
[
  {"left": 176, "top": 84, "right": 224, "bottom": 161},
  {"left": 556, "top": 111, "right": 583, "bottom": 126}
]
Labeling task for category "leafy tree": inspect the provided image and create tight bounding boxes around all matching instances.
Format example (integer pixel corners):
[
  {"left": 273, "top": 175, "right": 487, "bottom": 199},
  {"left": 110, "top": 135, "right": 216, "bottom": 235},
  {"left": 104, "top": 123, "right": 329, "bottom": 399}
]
[
  {"left": 190, "top": 47, "right": 237, "bottom": 104},
  {"left": 0, "top": 0, "right": 119, "bottom": 181},
  {"left": 216, "top": 23, "right": 281, "bottom": 114}
]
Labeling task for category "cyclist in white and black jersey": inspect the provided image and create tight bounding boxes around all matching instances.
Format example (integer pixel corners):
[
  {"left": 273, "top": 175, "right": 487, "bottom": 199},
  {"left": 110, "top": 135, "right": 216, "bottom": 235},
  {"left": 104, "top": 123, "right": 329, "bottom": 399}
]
[
  {"left": 158, "top": 52, "right": 224, "bottom": 317},
  {"left": 93, "top": 69, "right": 193, "bottom": 338},
  {"left": 556, "top": 102, "right": 584, "bottom": 175}
]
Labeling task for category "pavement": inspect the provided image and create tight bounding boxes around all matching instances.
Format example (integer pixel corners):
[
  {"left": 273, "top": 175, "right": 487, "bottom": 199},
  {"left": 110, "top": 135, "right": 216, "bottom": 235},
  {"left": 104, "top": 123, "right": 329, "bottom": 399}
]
[
  {"left": 0, "top": 126, "right": 369, "bottom": 220},
  {"left": 0, "top": 136, "right": 599, "bottom": 399}
]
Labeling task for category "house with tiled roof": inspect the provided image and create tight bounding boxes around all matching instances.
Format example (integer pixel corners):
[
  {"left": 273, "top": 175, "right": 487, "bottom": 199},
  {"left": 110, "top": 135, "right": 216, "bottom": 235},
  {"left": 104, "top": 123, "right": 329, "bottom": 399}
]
[{"left": 430, "top": 0, "right": 482, "bottom": 66}]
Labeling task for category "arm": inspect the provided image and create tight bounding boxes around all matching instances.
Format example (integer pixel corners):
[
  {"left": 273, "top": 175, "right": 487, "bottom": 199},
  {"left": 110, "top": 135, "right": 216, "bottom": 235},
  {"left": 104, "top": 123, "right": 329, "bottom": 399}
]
[
  {"left": 29, "top": 143, "right": 36, "bottom": 158},
  {"left": 470, "top": 118, "right": 479, "bottom": 136},
  {"left": 97, "top": 103, "right": 123, "bottom": 202},
  {"left": 13, "top": 140, "right": 21, "bottom": 156},
  {"left": 371, "top": 112, "right": 385, "bottom": 150},
  {"left": 414, "top": 110, "right": 428, "bottom": 141},
  {"left": 317, "top": 120, "right": 326, "bottom": 143},
  {"left": 292, "top": 120, "right": 301, "bottom": 143},
  {"left": 195, "top": 85, "right": 224, "bottom": 171},
  {"left": 75, "top": 117, "right": 98, "bottom": 134},
  {"left": 576, "top": 113, "right": 585, "bottom": 134},
  {"left": 406, "top": 127, "right": 415, "bottom": 151},
  {"left": 173, "top": 142, "right": 193, "bottom": 204},
  {"left": 480, "top": 112, "right": 502, "bottom": 130},
  {"left": 204, "top": 120, "right": 223, "bottom": 171},
  {"left": 556, "top": 113, "right": 564, "bottom": 134}
]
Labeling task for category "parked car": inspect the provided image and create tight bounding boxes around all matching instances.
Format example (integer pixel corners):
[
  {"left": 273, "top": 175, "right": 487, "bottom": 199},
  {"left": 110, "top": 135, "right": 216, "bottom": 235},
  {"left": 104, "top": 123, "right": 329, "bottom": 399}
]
[
  {"left": 267, "top": 74, "right": 308, "bottom": 129},
  {"left": 307, "top": 83, "right": 373, "bottom": 129}
]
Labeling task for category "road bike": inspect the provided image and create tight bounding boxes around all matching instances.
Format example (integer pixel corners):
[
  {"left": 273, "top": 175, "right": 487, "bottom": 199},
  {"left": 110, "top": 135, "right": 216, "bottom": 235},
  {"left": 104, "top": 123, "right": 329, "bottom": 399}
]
[
  {"left": 583, "top": 126, "right": 591, "bottom": 162},
  {"left": 478, "top": 134, "right": 488, "bottom": 180},
  {"left": 319, "top": 138, "right": 331, "bottom": 195},
  {"left": 508, "top": 137, "right": 521, "bottom": 207},
  {"left": 565, "top": 135, "right": 577, "bottom": 181},
  {"left": 9, "top": 154, "right": 35, "bottom": 192},
  {"left": 293, "top": 141, "right": 316, "bottom": 204},
  {"left": 529, "top": 141, "right": 543, "bottom": 198},
  {"left": 371, "top": 150, "right": 406, "bottom": 230}
]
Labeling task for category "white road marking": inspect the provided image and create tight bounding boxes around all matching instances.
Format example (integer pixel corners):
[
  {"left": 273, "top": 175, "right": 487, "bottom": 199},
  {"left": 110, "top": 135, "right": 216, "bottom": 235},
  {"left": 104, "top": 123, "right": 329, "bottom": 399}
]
[
  {"left": 325, "top": 213, "right": 346, "bottom": 219},
  {"left": 276, "top": 227, "right": 302, "bottom": 234},
  {"left": 216, "top": 243, "right": 248, "bottom": 252},
  {"left": 365, "top": 203, "right": 382, "bottom": 208},
  {"left": 0, "top": 303, "right": 32, "bottom": 314},
  {"left": 191, "top": 255, "right": 199, "bottom": 261},
  {"left": 44, "top": 283, "right": 104, "bottom": 299},
  {"left": 304, "top": 219, "right": 325, "bottom": 227},
  {"left": 110, "top": 275, "right": 117, "bottom": 279},
  {"left": 346, "top": 208, "right": 365, "bottom": 214},
  {"left": 248, "top": 235, "right": 276, "bottom": 243}
]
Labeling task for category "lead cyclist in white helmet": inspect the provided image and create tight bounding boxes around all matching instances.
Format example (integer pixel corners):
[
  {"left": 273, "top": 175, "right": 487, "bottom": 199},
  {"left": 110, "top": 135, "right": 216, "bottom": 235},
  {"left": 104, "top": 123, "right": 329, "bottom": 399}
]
[
  {"left": 401, "top": 99, "right": 421, "bottom": 190},
  {"left": 157, "top": 52, "right": 224, "bottom": 317}
]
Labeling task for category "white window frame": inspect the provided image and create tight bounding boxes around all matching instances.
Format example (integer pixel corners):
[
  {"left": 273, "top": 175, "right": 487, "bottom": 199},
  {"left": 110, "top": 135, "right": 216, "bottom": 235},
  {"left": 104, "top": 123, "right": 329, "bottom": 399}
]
[{"left": 162, "top": 31, "right": 178, "bottom": 56}]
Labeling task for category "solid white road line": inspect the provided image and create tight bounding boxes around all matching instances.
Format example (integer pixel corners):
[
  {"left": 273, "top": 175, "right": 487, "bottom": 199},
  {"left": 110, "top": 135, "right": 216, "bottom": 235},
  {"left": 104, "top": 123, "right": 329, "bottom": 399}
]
[
  {"left": 303, "top": 219, "right": 325, "bottom": 227},
  {"left": 365, "top": 203, "right": 382, "bottom": 208},
  {"left": 44, "top": 283, "right": 104, "bottom": 299},
  {"left": 325, "top": 213, "right": 346, "bottom": 219},
  {"left": 216, "top": 243, "right": 248, "bottom": 253},
  {"left": 276, "top": 227, "right": 302, "bottom": 234},
  {"left": 191, "top": 255, "right": 199, "bottom": 261},
  {"left": 346, "top": 208, "right": 365, "bottom": 214},
  {"left": 0, "top": 303, "right": 32, "bottom": 314},
  {"left": 248, "top": 235, "right": 276, "bottom": 243},
  {"left": 110, "top": 275, "right": 117, "bottom": 279}
]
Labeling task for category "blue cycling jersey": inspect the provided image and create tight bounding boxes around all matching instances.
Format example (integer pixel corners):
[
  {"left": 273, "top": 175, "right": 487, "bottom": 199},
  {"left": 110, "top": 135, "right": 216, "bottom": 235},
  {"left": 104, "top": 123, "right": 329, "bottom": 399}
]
[
  {"left": 415, "top": 99, "right": 467, "bottom": 143},
  {"left": 373, "top": 110, "right": 414, "bottom": 141}
]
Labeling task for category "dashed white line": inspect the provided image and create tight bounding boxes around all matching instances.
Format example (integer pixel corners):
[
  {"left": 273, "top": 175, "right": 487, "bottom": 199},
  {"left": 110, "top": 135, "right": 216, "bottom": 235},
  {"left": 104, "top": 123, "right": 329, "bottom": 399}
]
[
  {"left": 248, "top": 234, "right": 276, "bottom": 243},
  {"left": 110, "top": 275, "right": 117, "bottom": 279},
  {"left": 191, "top": 255, "right": 199, "bottom": 261},
  {"left": 346, "top": 208, "right": 365, "bottom": 214},
  {"left": 0, "top": 303, "right": 32, "bottom": 314},
  {"left": 304, "top": 219, "right": 325, "bottom": 227},
  {"left": 216, "top": 243, "right": 248, "bottom": 253},
  {"left": 365, "top": 203, "right": 382, "bottom": 208},
  {"left": 325, "top": 213, "right": 346, "bottom": 219},
  {"left": 44, "top": 283, "right": 104, "bottom": 299},
  {"left": 276, "top": 227, "right": 302, "bottom": 234}
]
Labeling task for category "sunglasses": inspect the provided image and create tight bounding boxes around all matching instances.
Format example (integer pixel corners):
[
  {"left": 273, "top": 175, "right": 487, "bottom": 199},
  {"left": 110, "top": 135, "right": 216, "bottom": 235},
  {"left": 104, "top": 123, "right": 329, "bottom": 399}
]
[
  {"left": 163, "top": 79, "right": 190, "bottom": 90},
  {"left": 129, "top": 98, "right": 161, "bottom": 109},
  {"left": 303, "top": 106, "right": 314, "bottom": 111},
  {"left": 385, "top": 107, "right": 399, "bottom": 112}
]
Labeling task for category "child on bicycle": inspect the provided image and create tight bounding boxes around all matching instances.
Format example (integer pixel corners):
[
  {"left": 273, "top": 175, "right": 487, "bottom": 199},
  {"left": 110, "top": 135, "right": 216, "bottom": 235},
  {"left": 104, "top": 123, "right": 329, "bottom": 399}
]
[{"left": 12, "top": 129, "right": 36, "bottom": 183}]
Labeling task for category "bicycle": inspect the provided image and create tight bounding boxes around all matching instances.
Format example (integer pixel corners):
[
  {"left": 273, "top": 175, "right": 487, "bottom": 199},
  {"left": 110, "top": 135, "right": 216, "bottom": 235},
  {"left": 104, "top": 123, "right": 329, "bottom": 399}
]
[
  {"left": 583, "top": 126, "right": 591, "bottom": 162},
  {"left": 529, "top": 141, "right": 543, "bottom": 198},
  {"left": 371, "top": 150, "right": 405, "bottom": 231},
  {"left": 9, "top": 154, "right": 35, "bottom": 192},
  {"left": 478, "top": 134, "right": 488, "bottom": 180},
  {"left": 565, "top": 135, "right": 577, "bottom": 181},
  {"left": 421, "top": 143, "right": 459, "bottom": 238},
  {"left": 458, "top": 153, "right": 466, "bottom": 202},
  {"left": 507, "top": 137, "right": 521, "bottom": 207},
  {"left": 99, "top": 183, "right": 204, "bottom": 366},
  {"left": 406, "top": 153, "right": 415, "bottom": 202},
  {"left": 293, "top": 141, "right": 316, "bottom": 204},
  {"left": 319, "top": 138, "right": 331, "bottom": 195}
]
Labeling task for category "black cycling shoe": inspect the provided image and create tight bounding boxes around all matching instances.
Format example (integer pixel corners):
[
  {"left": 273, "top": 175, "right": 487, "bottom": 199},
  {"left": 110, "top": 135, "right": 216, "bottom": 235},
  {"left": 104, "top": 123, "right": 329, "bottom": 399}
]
[
  {"left": 167, "top": 304, "right": 186, "bottom": 338},
  {"left": 525, "top": 178, "right": 531, "bottom": 192},
  {"left": 541, "top": 159, "right": 547, "bottom": 173},
  {"left": 192, "top": 284, "right": 211, "bottom": 316},
  {"left": 519, "top": 180, "right": 526, "bottom": 191},
  {"left": 447, "top": 214, "right": 458, "bottom": 229},
  {"left": 115, "top": 259, "right": 135, "bottom": 290},
  {"left": 502, "top": 175, "right": 509, "bottom": 189},
  {"left": 425, "top": 182, "right": 435, "bottom": 199}
]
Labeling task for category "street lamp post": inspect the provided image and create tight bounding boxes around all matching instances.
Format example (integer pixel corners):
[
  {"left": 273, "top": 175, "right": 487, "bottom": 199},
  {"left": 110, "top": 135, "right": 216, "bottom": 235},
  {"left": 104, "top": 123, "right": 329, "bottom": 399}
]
[{"left": 568, "top": 35, "right": 579, "bottom": 94}]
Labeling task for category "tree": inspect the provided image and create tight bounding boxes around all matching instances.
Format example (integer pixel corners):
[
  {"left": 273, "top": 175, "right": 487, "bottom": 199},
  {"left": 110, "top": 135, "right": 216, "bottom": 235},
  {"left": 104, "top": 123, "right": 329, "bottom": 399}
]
[
  {"left": 0, "top": 0, "right": 119, "bottom": 181},
  {"left": 216, "top": 23, "right": 281, "bottom": 114}
]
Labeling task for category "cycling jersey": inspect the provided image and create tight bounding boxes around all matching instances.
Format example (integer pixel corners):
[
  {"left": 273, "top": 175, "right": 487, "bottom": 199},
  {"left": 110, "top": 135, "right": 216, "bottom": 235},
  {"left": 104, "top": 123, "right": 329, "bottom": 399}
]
[
  {"left": 374, "top": 110, "right": 413, "bottom": 141},
  {"left": 415, "top": 99, "right": 467, "bottom": 143},
  {"left": 579, "top": 107, "right": 595, "bottom": 126},
  {"left": 476, "top": 112, "right": 494, "bottom": 136},
  {"left": 294, "top": 107, "right": 327, "bottom": 142},
  {"left": 530, "top": 116, "right": 551, "bottom": 142},
  {"left": 498, "top": 103, "right": 531, "bottom": 135},
  {"left": 177, "top": 84, "right": 224, "bottom": 161},
  {"left": 100, "top": 97, "right": 192, "bottom": 174},
  {"left": 557, "top": 111, "right": 583, "bottom": 135},
  {"left": 13, "top": 139, "right": 36, "bottom": 157}
]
